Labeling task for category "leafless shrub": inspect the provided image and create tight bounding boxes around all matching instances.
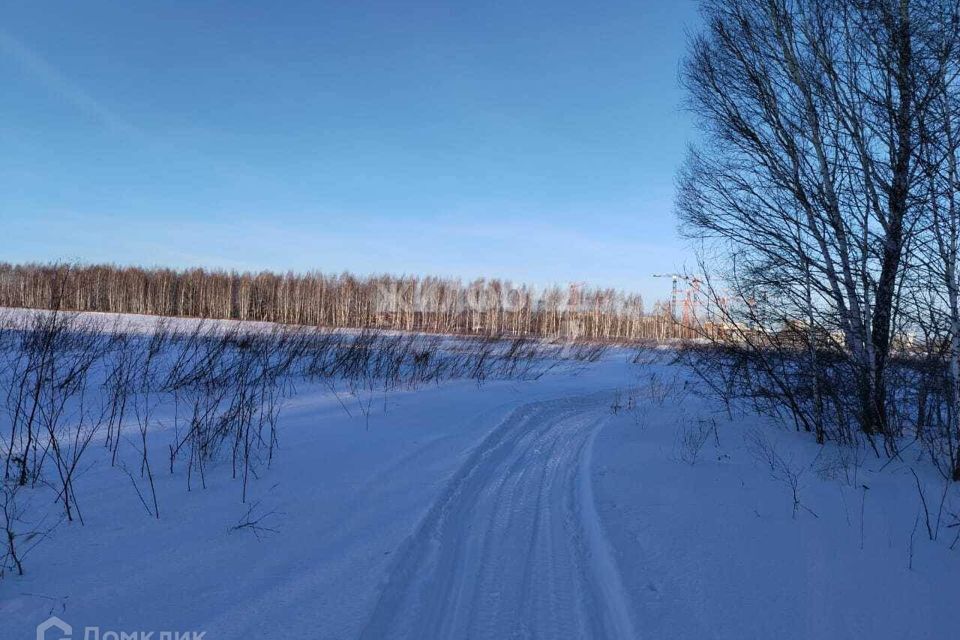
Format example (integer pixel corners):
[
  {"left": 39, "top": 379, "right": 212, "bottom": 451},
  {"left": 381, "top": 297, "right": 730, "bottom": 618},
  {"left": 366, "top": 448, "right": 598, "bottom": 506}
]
[
  {"left": 0, "top": 309, "right": 589, "bottom": 574},
  {"left": 909, "top": 468, "right": 952, "bottom": 542},
  {"left": 745, "top": 429, "right": 818, "bottom": 519},
  {"left": 815, "top": 445, "right": 866, "bottom": 488},
  {"left": 0, "top": 311, "right": 115, "bottom": 522},
  {"left": 0, "top": 481, "right": 59, "bottom": 577},
  {"left": 948, "top": 509, "right": 960, "bottom": 550},
  {"left": 677, "top": 419, "right": 712, "bottom": 466},
  {"left": 229, "top": 498, "right": 282, "bottom": 541},
  {"left": 643, "top": 370, "right": 689, "bottom": 408},
  {"left": 566, "top": 341, "right": 608, "bottom": 363},
  {"left": 610, "top": 389, "right": 624, "bottom": 415}
]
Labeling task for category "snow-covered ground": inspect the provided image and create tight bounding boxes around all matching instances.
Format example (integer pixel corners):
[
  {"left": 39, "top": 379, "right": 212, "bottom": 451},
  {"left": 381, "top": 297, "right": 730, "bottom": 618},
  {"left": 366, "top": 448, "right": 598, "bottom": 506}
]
[{"left": 2, "top": 328, "right": 958, "bottom": 639}]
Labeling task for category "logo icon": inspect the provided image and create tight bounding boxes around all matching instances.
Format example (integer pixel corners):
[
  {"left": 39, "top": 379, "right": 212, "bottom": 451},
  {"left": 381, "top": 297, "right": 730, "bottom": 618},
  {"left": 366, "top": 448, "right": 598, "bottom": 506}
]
[{"left": 36, "top": 616, "right": 71, "bottom": 640}]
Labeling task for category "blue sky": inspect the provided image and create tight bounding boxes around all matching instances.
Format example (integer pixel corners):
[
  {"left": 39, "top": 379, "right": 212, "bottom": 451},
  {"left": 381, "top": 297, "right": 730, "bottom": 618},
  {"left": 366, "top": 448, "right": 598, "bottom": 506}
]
[{"left": 1, "top": 1, "right": 699, "bottom": 302}]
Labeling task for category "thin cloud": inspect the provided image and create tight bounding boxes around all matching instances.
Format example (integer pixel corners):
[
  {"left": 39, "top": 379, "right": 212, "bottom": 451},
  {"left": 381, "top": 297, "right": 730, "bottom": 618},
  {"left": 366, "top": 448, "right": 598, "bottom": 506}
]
[
  {"left": 0, "top": 28, "right": 142, "bottom": 139},
  {"left": 0, "top": 29, "right": 273, "bottom": 187}
]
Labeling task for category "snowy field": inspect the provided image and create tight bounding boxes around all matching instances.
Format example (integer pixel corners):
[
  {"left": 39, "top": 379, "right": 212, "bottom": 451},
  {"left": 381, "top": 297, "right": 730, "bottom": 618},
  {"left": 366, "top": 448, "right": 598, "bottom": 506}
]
[{"left": 1, "top": 312, "right": 958, "bottom": 639}]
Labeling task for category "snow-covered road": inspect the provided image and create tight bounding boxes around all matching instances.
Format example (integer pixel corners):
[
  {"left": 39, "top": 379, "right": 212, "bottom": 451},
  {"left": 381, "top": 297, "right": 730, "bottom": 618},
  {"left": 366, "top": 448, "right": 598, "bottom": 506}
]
[{"left": 361, "top": 394, "right": 636, "bottom": 640}]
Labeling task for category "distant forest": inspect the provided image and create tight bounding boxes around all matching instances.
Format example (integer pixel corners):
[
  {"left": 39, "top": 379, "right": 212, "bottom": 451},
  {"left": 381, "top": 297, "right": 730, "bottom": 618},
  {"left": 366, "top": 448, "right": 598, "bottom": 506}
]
[{"left": 0, "top": 263, "right": 682, "bottom": 341}]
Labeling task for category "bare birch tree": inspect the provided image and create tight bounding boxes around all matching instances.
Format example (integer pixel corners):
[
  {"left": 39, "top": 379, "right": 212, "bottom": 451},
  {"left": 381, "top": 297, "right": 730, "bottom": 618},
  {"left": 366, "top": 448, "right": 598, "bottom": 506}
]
[{"left": 679, "top": 0, "right": 960, "bottom": 438}]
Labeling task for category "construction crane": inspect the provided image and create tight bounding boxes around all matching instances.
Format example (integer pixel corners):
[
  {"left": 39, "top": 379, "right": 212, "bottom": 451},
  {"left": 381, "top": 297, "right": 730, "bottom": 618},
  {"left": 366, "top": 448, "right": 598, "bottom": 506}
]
[
  {"left": 653, "top": 273, "right": 684, "bottom": 320},
  {"left": 652, "top": 273, "right": 702, "bottom": 322},
  {"left": 567, "top": 281, "right": 586, "bottom": 309}
]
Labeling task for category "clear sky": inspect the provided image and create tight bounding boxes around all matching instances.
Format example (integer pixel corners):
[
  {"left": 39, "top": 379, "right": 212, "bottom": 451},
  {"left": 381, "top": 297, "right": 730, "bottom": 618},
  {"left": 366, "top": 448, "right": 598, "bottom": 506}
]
[{"left": 1, "top": 1, "right": 699, "bottom": 303}]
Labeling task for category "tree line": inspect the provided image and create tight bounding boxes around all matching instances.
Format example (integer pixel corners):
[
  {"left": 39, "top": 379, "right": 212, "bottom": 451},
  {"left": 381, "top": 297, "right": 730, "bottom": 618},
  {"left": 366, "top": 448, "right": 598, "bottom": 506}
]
[{"left": 0, "top": 262, "right": 691, "bottom": 342}]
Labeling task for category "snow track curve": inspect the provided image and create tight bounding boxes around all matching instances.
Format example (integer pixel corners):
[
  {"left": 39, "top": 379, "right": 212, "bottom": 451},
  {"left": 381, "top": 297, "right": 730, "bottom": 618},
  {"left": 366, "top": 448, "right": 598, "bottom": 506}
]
[{"left": 360, "top": 393, "right": 637, "bottom": 640}]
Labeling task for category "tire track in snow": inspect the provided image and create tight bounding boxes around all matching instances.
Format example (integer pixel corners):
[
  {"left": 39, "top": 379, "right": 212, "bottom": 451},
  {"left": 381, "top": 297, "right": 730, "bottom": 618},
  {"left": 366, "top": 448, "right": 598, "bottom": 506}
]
[{"left": 360, "top": 392, "right": 638, "bottom": 639}]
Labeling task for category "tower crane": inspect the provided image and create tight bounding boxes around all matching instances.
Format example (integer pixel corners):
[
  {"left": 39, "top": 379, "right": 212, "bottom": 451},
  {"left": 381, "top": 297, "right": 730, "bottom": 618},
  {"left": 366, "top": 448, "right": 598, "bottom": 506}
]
[{"left": 653, "top": 273, "right": 704, "bottom": 321}]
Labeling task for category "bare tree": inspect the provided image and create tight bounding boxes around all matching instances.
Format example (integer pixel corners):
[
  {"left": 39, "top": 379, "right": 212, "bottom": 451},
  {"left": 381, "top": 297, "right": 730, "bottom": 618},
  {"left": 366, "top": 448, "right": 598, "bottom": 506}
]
[
  {"left": 914, "top": 45, "right": 960, "bottom": 479},
  {"left": 679, "top": 0, "right": 960, "bottom": 441}
]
